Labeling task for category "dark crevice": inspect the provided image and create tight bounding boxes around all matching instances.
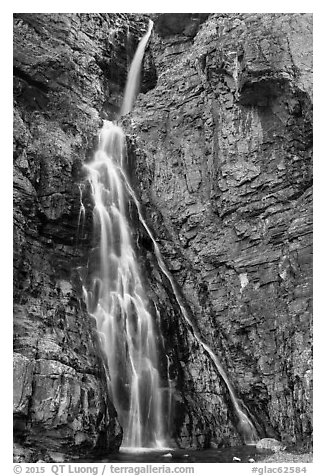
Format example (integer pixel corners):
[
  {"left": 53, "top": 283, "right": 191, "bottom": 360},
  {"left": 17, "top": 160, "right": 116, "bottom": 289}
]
[{"left": 13, "top": 66, "right": 49, "bottom": 93}]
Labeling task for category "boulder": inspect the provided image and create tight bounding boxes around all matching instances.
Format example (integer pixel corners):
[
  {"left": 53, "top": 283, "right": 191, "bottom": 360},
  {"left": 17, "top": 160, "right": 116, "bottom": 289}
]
[{"left": 256, "top": 438, "right": 287, "bottom": 452}]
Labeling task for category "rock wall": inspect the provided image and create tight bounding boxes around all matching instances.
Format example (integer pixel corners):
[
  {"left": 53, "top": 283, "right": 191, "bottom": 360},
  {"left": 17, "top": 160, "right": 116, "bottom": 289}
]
[
  {"left": 13, "top": 12, "right": 313, "bottom": 458},
  {"left": 13, "top": 13, "right": 151, "bottom": 461},
  {"left": 126, "top": 13, "right": 313, "bottom": 449}
]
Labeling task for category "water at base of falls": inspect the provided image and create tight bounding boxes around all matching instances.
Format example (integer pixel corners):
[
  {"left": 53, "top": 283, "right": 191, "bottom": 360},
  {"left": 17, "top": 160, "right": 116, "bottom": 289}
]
[
  {"left": 83, "top": 121, "right": 171, "bottom": 449},
  {"left": 79, "top": 446, "right": 268, "bottom": 464}
]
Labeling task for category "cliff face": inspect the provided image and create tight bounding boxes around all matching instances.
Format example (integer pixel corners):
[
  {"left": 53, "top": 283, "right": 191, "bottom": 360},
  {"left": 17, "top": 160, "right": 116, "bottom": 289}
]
[
  {"left": 13, "top": 12, "right": 313, "bottom": 459},
  {"left": 126, "top": 13, "right": 313, "bottom": 449},
  {"left": 13, "top": 13, "right": 151, "bottom": 461}
]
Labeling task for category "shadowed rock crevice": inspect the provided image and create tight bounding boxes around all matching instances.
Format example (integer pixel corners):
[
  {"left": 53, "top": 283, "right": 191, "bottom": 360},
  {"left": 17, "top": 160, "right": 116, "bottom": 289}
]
[{"left": 154, "top": 14, "right": 210, "bottom": 38}]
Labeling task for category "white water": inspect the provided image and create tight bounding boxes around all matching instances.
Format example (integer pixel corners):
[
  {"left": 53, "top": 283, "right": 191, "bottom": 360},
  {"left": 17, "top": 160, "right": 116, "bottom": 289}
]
[
  {"left": 82, "top": 19, "right": 258, "bottom": 448},
  {"left": 83, "top": 120, "right": 168, "bottom": 448},
  {"left": 82, "top": 22, "right": 169, "bottom": 449},
  {"left": 120, "top": 20, "right": 153, "bottom": 116},
  {"left": 77, "top": 184, "right": 85, "bottom": 235}
]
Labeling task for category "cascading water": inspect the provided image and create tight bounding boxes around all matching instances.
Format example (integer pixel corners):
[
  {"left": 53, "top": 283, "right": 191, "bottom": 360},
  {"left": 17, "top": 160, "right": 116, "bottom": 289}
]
[
  {"left": 82, "top": 21, "right": 170, "bottom": 450},
  {"left": 81, "top": 18, "right": 258, "bottom": 450},
  {"left": 83, "top": 122, "right": 167, "bottom": 449},
  {"left": 120, "top": 20, "right": 153, "bottom": 116}
]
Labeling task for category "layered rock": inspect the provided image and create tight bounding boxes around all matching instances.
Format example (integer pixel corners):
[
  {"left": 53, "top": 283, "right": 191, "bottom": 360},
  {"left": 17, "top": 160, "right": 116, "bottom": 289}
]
[
  {"left": 126, "top": 13, "right": 312, "bottom": 449},
  {"left": 13, "top": 12, "right": 313, "bottom": 457},
  {"left": 13, "top": 13, "right": 151, "bottom": 460}
]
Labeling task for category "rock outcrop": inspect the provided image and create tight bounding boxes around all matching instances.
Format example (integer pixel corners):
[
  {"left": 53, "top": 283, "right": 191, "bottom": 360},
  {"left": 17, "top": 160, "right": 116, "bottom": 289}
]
[
  {"left": 126, "top": 13, "right": 313, "bottom": 450},
  {"left": 256, "top": 438, "right": 286, "bottom": 452}
]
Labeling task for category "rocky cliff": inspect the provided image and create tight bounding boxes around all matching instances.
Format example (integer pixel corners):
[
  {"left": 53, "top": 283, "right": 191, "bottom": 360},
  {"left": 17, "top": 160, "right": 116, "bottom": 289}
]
[
  {"left": 13, "top": 12, "right": 313, "bottom": 460},
  {"left": 13, "top": 13, "right": 150, "bottom": 461},
  {"left": 126, "top": 13, "right": 313, "bottom": 450}
]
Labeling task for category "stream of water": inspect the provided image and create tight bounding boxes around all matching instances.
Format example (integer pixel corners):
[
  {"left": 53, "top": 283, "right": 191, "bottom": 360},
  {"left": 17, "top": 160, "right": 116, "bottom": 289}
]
[
  {"left": 81, "top": 19, "right": 258, "bottom": 451},
  {"left": 83, "top": 120, "right": 169, "bottom": 449}
]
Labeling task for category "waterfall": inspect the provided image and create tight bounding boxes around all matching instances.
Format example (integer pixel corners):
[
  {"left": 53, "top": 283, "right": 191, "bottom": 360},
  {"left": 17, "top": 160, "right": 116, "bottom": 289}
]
[
  {"left": 120, "top": 20, "right": 153, "bottom": 116},
  {"left": 82, "top": 18, "right": 258, "bottom": 449},
  {"left": 82, "top": 21, "right": 169, "bottom": 450},
  {"left": 83, "top": 122, "right": 166, "bottom": 449}
]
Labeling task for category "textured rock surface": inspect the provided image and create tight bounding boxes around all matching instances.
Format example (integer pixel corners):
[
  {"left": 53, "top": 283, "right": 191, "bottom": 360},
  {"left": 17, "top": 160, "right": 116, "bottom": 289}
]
[
  {"left": 257, "top": 451, "right": 313, "bottom": 463},
  {"left": 13, "top": 13, "right": 151, "bottom": 460},
  {"left": 256, "top": 438, "right": 286, "bottom": 452},
  {"left": 13, "top": 12, "right": 313, "bottom": 456},
  {"left": 126, "top": 13, "right": 313, "bottom": 449}
]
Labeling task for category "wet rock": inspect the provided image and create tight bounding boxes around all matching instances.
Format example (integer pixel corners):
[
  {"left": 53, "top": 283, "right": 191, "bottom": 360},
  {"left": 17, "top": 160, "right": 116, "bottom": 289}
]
[
  {"left": 48, "top": 452, "right": 65, "bottom": 463},
  {"left": 256, "top": 438, "right": 286, "bottom": 452},
  {"left": 127, "top": 13, "right": 312, "bottom": 449}
]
